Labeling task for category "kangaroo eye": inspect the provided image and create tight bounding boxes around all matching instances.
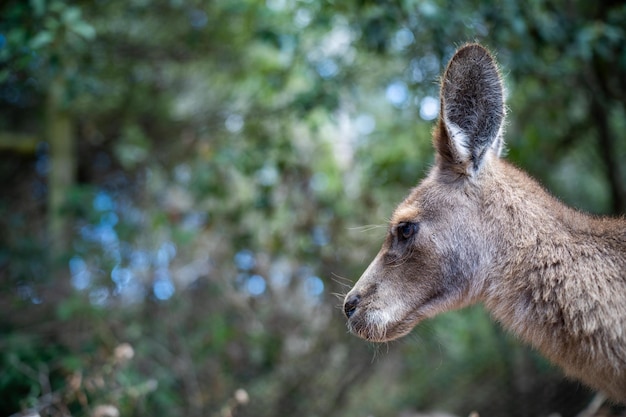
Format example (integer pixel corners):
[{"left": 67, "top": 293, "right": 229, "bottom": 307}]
[{"left": 397, "top": 222, "right": 418, "bottom": 240}]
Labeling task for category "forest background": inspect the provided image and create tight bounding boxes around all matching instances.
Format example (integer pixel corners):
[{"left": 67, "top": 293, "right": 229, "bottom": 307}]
[{"left": 1, "top": 1, "right": 626, "bottom": 416}]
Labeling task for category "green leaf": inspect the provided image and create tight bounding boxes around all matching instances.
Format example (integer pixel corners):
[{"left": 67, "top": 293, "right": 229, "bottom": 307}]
[
  {"left": 114, "top": 125, "right": 152, "bottom": 169},
  {"left": 61, "top": 6, "right": 81, "bottom": 23},
  {"left": 56, "top": 300, "right": 74, "bottom": 321},
  {"left": 60, "top": 355, "right": 83, "bottom": 372},
  {"left": 71, "top": 21, "right": 96, "bottom": 40},
  {"left": 29, "top": 30, "right": 54, "bottom": 49}
]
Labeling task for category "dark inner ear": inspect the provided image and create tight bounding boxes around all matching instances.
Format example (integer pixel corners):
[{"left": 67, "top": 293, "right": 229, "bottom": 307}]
[{"left": 437, "top": 44, "right": 505, "bottom": 172}]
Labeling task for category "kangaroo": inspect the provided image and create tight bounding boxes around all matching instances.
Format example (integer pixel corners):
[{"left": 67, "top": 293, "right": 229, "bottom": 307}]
[{"left": 343, "top": 43, "right": 626, "bottom": 402}]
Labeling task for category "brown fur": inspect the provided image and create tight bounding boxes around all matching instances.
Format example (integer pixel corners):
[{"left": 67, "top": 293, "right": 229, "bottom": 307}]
[{"left": 343, "top": 44, "right": 626, "bottom": 402}]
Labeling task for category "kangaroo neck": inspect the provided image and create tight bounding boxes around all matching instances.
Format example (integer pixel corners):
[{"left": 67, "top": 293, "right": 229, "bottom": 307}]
[{"left": 478, "top": 161, "right": 626, "bottom": 400}]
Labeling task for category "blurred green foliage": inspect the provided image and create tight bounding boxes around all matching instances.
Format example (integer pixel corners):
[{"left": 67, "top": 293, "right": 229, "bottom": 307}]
[{"left": 1, "top": 0, "right": 625, "bottom": 416}]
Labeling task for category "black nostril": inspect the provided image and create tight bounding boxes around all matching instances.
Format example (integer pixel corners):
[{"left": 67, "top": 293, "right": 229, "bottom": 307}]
[{"left": 343, "top": 294, "right": 361, "bottom": 319}]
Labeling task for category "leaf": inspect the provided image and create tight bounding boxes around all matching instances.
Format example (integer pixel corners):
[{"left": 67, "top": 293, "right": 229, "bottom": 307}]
[
  {"left": 62, "top": 6, "right": 82, "bottom": 23},
  {"left": 56, "top": 298, "right": 75, "bottom": 320},
  {"left": 114, "top": 125, "right": 152, "bottom": 169},
  {"left": 71, "top": 21, "right": 96, "bottom": 40},
  {"left": 29, "top": 31, "right": 54, "bottom": 49},
  {"left": 60, "top": 355, "right": 83, "bottom": 372}
]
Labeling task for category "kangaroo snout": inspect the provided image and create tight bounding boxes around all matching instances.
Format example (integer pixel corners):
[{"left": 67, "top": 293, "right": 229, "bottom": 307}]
[{"left": 343, "top": 293, "right": 360, "bottom": 319}]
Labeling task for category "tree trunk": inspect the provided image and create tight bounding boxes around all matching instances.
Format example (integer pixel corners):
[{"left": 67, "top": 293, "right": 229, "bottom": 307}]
[{"left": 46, "top": 73, "right": 75, "bottom": 269}]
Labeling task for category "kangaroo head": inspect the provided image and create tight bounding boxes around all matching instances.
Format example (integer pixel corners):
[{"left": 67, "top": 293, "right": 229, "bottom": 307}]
[{"left": 343, "top": 44, "right": 506, "bottom": 342}]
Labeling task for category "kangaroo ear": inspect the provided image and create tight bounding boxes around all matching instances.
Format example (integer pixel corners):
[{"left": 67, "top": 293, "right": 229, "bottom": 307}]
[{"left": 434, "top": 44, "right": 505, "bottom": 175}]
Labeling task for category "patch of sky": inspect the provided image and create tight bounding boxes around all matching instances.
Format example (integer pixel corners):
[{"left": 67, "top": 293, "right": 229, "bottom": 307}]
[
  {"left": 155, "top": 241, "right": 176, "bottom": 267},
  {"left": 391, "top": 27, "right": 414, "bottom": 51},
  {"left": 303, "top": 275, "right": 324, "bottom": 297},
  {"left": 100, "top": 225, "right": 117, "bottom": 245},
  {"left": 234, "top": 249, "right": 256, "bottom": 271},
  {"left": 266, "top": 0, "right": 287, "bottom": 11},
  {"left": 316, "top": 58, "right": 338, "bottom": 79},
  {"left": 323, "top": 22, "right": 352, "bottom": 57},
  {"left": 418, "top": 1, "right": 438, "bottom": 18},
  {"left": 419, "top": 53, "right": 440, "bottom": 75},
  {"left": 386, "top": 81, "right": 409, "bottom": 108},
  {"left": 409, "top": 58, "right": 424, "bottom": 83},
  {"left": 94, "top": 191, "right": 115, "bottom": 211},
  {"left": 100, "top": 211, "right": 119, "bottom": 228},
  {"left": 256, "top": 164, "right": 279, "bottom": 186},
  {"left": 153, "top": 277, "right": 175, "bottom": 300},
  {"left": 247, "top": 274, "right": 266, "bottom": 296},
  {"left": 312, "top": 226, "right": 329, "bottom": 246},
  {"left": 294, "top": 8, "right": 312, "bottom": 28},
  {"left": 225, "top": 113, "right": 244, "bottom": 133},
  {"left": 153, "top": 267, "right": 175, "bottom": 300},
  {"left": 79, "top": 222, "right": 121, "bottom": 264},
  {"left": 355, "top": 114, "right": 376, "bottom": 135},
  {"left": 278, "top": 34, "right": 296, "bottom": 65},
  {"left": 419, "top": 96, "right": 439, "bottom": 121},
  {"left": 130, "top": 249, "right": 151, "bottom": 269},
  {"left": 111, "top": 265, "right": 132, "bottom": 290},
  {"left": 70, "top": 256, "right": 91, "bottom": 290}
]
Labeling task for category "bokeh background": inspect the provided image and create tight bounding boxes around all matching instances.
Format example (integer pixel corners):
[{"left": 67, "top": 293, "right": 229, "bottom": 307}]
[{"left": 1, "top": 1, "right": 626, "bottom": 416}]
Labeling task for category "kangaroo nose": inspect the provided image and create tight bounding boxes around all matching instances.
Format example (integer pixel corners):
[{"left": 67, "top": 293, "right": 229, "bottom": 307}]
[{"left": 343, "top": 293, "right": 361, "bottom": 319}]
